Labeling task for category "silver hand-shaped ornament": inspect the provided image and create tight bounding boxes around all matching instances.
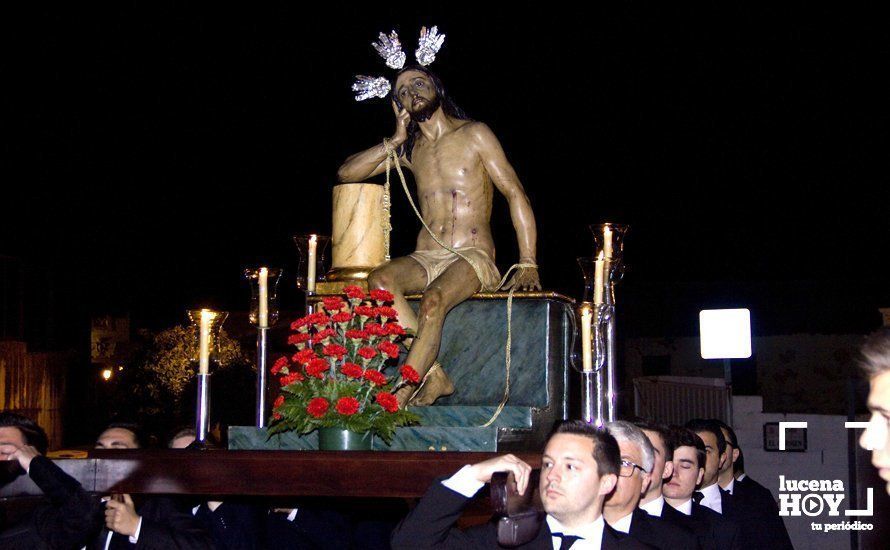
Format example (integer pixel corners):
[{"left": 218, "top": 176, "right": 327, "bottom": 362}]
[
  {"left": 352, "top": 75, "right": 391, "bottom": 102},
  {"left": 372, "top": 30, "right": 406, "bottom": 70},
  {"left": 415, "top": 26, "right": 445, "bottom": 66}
]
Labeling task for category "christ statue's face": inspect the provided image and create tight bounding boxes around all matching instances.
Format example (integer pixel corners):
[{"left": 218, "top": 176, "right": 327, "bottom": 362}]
[{"left": 395, "top": 70, "right": 440, "bottom": 122}]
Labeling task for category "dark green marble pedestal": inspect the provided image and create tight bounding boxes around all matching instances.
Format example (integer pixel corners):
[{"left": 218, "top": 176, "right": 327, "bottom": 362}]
[{"left": 230, "top": 294, "right": 574, "bottom": 452}]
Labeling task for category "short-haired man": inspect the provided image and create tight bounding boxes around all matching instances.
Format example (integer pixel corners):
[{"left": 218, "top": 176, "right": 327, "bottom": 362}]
[
  {"left": 683, "top": 419, "right": 729, "bottom": 515},
  {"left": 662, "top": 428, "right": 741, "bottom": 550},
  {"left": 0, "top": 411, "right": 101, "bottom": 549},
  {"left": 714, "top": 421, "right": 792, "bottom": 549},
  {"left": 859, "top": 328, "right": 890, "bottom": 495},
  {"left": 92, "top": 422, "right": 212, "bottom": 549},
  {"left": 632, "top": 421, "right": 673, "bottom": 519},
  {"left": 603, "top": 421, "right": 696, "bottom": 549},
  {"left": 391, "top": 421, "right": 652, "bottom": 548}
]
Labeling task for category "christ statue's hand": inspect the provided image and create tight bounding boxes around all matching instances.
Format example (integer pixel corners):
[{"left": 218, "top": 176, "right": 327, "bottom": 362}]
[
  {"left": 501, "top": 266, "right": 541, "bottom": 292},
  {"left": 391, "top": 99, "right": 410, "bottom": 147}
]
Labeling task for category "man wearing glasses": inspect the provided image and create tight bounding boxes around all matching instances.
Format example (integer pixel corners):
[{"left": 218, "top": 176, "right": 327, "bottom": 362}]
[
  {"left": 602, "top": 421, "right": 696, "bottom": 549},
  {"left": 391, "top": 421, "right": 651, "bottom": 549}
]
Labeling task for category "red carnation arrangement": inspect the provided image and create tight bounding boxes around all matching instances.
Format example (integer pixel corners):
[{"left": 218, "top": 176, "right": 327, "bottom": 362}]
[{"left": 269, "top": 285, "right": 421, "bottom": 444}]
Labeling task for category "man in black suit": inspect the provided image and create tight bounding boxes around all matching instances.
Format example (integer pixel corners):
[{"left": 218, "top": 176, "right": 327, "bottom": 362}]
[
  {"left": 662, "top": 428, "right": 741, "bottom": 550},
  {"left": 682, "top": 420, "right": 729, "bottom": 516},
  {"left": 0, "top": 411, "right": 103, "bottom": 549},
  {"left": 602, "top": 421, "right": 696, "bottom": 549},
  {"left": 391, "top": 420, "right": 653, "bottom": 549},
  {"left": 91, "top": 422, "right": 213, "bottom": 549},
  {"left": 713, "top": 421, "right": 792, "bottom": 549},
  {"left": 632, "top": 421, "right": 674, "bottom": 520}
]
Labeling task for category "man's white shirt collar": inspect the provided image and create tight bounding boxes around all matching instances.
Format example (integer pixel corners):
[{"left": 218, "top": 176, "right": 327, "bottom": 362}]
[
  {"left": 608, "top": 511, "right": 634, "bottom": 534},
  {"left": 640, "top": 495, "right": 665, "bottom": 517},
  {"left": 546, "top": 514, "right": 605, "bottom": 550},
  {"left": 722, "top": 477, "right": 735, "bottom": 495},
  {"left": 699, "top": 482, "right": 723, "bottom": 514},
  {"left": 671, "top": 498, "right": 693, "bottom": 515}
]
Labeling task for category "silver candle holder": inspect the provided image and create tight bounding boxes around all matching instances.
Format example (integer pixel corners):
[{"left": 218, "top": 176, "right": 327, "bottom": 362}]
[
  {"left": 576, "top": 223, "right": 629, "bottom": 425},
  {"left": 293, "top": 234, "right": 330, "bottom": 314},
  {"left": 244, "top": 267, "right": 282, "bottom": 428},
  {"left": 186, "top": 308, "right": 228, "bottom": 448}
]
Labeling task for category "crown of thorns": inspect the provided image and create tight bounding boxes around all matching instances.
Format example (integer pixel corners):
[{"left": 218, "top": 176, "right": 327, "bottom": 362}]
[{"left": 352, "top": 26, "right": 445, "bottom": 102}]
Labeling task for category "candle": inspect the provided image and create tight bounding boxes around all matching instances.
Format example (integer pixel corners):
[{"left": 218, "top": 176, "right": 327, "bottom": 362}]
[
  {"left": 603, "top": 225, "right": 613, "bottom": 258},
  {"left": 593, "top": 251, "right": 605, "bottom": 305},
  {"left": 580, "top": 303, "right": 593, "bottom": 372},
  {"left": 258, "top": 267, "right": 268, "bottom": 327},
  {"left": 307, "top": 235, "right": 318, "bottom": 293},
  {"left": 198, "top": 309, "right": 212, "bottom": 375}
]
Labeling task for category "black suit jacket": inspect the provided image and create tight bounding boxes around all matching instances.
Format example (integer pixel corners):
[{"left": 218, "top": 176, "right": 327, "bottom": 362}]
[
  {"left": 194, "top": 501, "right": 264, "bottom": 550},
  {"left": 661, "top": 501, "right": 741, "bottom": 550},
  {"left": 724, "top": 481, "right": 793, "bottom": 549},
  {"left": 89, "top": 495, "right": 213, "bottom": 550},
  {"left": 391, "top": 479, "right": 653, "bottom": 549},
  {"left": 265, "top": 506, "right": 352, "bottom": 550},
  {"left": 0, "top": 455, "right": 103, "bottom": 549},
  {"left": 626, "top": 508, "right": 698, "bottom": 549}
]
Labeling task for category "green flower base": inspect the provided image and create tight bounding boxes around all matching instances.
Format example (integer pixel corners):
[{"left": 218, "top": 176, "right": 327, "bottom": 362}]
[{"left": 317, "top": 427, "right": 373, "bottom": 451}]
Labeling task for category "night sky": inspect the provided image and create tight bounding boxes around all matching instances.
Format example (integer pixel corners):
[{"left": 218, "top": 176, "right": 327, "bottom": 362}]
[{"left": 2, "top": 3, "right": 888, "bottom": 348}]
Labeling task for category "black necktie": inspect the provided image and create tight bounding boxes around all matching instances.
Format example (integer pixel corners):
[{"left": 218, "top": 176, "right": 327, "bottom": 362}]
[
  {"left": 553, "top": 532, "right": 582, "bottom": 549},
  {"left": 693, "top": 491, "right": 705, "bottom": 504}
]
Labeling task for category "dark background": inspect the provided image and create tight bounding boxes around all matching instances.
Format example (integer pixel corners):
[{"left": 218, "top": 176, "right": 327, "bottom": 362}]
[{"left": 2, "top": 2, "right": 888, "bottom": 349}]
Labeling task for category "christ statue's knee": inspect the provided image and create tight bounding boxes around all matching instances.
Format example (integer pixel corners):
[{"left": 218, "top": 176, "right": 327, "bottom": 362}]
[
  {"left": 368, "top": 269, "right": 395, "bottom": 292},
  {"left": 418, "top": 288, "right": 445, "bottom": 325}
]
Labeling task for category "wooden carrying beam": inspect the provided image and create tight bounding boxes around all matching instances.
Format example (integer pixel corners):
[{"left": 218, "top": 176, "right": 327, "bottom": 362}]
[{"left": 1, "top": 450, "right": 541, "bottom": 499}]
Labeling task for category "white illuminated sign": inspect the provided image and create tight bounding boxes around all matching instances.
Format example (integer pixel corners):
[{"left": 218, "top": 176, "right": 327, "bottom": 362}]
[{"left": 699, "top": 308, "right": 752, "bottom": 359}]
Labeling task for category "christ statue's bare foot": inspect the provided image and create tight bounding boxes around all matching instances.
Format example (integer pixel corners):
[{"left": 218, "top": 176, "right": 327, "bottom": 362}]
[{"left": 396, "top": 362, "right": 455, "bottom": 408}]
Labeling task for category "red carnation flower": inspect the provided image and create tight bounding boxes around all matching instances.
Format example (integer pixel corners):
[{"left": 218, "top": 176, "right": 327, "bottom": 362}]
[
  {"left": 365, "top": 322, "right": 386, "bottom": 337},
  {"left": 279, "top": 372, "right": 304, "bottom": 386},
  {"left": 322, "top": 296, "right": 346, "bottom": 311},
  {"left": 384, "top": 322, "right": 406, "bottom": 336},
  {"left": 332, "top": 311, "right": 353, "bottom": 324},
  {"left": 335, "top": 397, "right": 361, "bottom": 416},
  {"left": 314, "top": 328, "right": 336, "bottom": 341},
  {"left": 370, "top": 289, "right": 395, "bottom": 303},
  {"left": 312, "top": 314, "right": 331, "bottom": 326},
  {"left": 291, "top": 315, "right": 313, "bottom": 331},
  {"left": 287, "top": 333, "right": 312, "bottom": 346},
  {"left": 375, "top": 391, "right": 399, "bottom": 413},
  {"left": 354, "top": 305, "right": 375, "bottom": 318},
  {"left": 344, "top": 286, "right": 365, "bottom": 300},
  {"left": 307, "top": 397, "right": 329, "bottom": 418},
  {"left": 363, "top": 369, "right": 387, "bottom": 386},
  {"left": 322, "top": 344, "right": 348, "bottom": 359},
  {"left": 378, "top": 341, "right": 400, "bottom": 359},
  {"left": 305, "top": 358, "right": 328, "bottom": 379},
  {"left": 271, "top": 356, "right": 289, "bottom": 375},
  {"left": 375, "top": 306, "right": 398, "bottom": 320},
  {"left": 345, "top": 329, "right": 369, "bottom": 340},
  {"left": 341, "top": 362, "right": 363, "bottom": 379},
  {"left": 358, "top": 346, "right": 378, "bottom": 360},
  {"left": 274, "top": 395, "right": 285, "bottom": 408},
  {"left": 400, "top": 365, "right": 421, "bottom": 384},
  {"left": 293, "top": 349, "right": 316, "bottom": 365}
]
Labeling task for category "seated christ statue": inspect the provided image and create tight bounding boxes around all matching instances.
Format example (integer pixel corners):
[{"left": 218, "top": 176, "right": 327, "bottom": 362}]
[{"left": 337, "top": 64, "right": 541, "bottom": 408}]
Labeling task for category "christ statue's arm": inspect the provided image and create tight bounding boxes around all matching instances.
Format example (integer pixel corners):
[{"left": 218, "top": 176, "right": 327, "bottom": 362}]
[
  {"left": 337, "top": 100, "right": 412, "bottom": 182},
  {"left": 471, "top": 123, "right": 542, "bottom": 290}
]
